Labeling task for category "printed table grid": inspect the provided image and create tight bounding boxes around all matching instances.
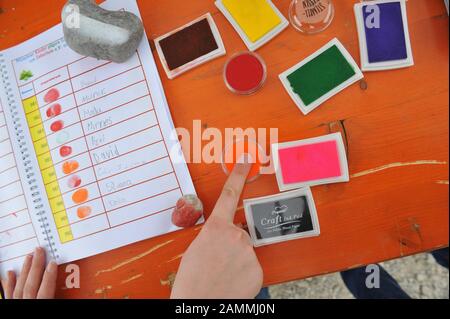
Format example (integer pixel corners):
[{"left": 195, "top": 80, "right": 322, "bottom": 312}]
[{"left": 12, "top": 52, "right": 182, "bottom": 245}]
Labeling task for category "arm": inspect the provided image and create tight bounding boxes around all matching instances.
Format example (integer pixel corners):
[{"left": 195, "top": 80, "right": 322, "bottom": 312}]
[{"left": 171, "top": 160, "right": 263, "bottom": 299}]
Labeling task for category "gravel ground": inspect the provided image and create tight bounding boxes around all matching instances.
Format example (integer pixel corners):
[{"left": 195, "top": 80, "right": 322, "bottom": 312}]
[{"left": 269, "top": 253, "right": 449, "bottom": 299}]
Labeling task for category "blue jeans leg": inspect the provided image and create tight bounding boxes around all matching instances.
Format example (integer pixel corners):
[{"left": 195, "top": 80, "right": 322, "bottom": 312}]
[
  {"left": 431, "top": 248, "right": 449, "bottom": 269},
  {"left": 341, "top": 265, "right": 410, "bottom": 299},
  {"left": 255, "top": 287, "right": 271, "bottom": 299}
]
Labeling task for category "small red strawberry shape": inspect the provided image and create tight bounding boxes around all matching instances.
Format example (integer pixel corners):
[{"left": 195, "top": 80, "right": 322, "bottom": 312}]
[
  {"left": 50, "top": 120, "right": 64, "bottom": 132},
  {"left": 67, "top": 175, "right": 82, "bottom": 189},
  {"left": 59, "top": 146, "right": 73, "bottom": 157},
  {"left": 44, "top": 88, "right": 60, "bottom": 103},
  {"left": 46, "top": 104, "right": 62, "bottom": 118},
  {"left": 171, "top": 195, "right": 204, "bottom": 228}
]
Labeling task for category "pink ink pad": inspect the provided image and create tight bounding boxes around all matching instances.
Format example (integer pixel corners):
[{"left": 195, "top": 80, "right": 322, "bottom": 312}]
[
  {"left": 272, "top": 133, "right": 349, "bottom": 191},
  {"left": 279, "top": 140, "right": 341, "bottom": 184}
]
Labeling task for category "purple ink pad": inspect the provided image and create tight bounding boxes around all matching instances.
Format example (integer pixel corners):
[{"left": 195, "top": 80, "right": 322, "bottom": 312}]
[{"left": 363, "top": 1, "right": 407, "bottom": 63}]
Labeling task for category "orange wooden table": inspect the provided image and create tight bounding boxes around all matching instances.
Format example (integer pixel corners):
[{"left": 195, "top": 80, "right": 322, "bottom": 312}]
[{"left": 0, "top": 0, "right": 448, "bottom": 299}]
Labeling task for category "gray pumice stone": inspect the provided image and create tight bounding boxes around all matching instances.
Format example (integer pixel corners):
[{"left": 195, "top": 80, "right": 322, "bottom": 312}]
[{"left": 62, "top": 0, "right": 144, "bottom": 63}]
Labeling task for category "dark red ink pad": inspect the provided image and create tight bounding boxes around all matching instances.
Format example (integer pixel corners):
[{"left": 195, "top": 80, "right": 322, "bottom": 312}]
[
  {"left": 159, "top": 18, "right": 218, "bottom": 71},
  {"left": 155, "top": 14, "right": 225, "bottom": 79},
  {"left": 224, "top": 52, "right": 266, "bottom": 95}
]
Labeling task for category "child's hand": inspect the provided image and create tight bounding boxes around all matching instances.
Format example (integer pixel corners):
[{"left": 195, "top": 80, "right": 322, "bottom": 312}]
[
  {"left": 1, "top": 247, "right": 58, "bottom": 299},
  {"left": 171, "top": 159, "right": 263, "bottom": 299}
]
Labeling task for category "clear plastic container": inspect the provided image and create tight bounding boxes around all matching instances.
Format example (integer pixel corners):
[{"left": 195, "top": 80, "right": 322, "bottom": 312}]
[{"left": 289, "top": 0, "right": 335, "bottom": 34}]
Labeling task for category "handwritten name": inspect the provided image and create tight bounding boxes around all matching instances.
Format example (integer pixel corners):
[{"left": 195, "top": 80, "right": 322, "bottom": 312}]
[
  {"left": 93, "top": 144, "right": 120, "bottom": 164},
  {"left": 86, "top": 117, "right": 113, "bottom": 134},
  {"left": 80, "top": 88, "right": 106, "bottom": 104},
  {"left": 105, "top": 179, "right": 132, "bottom": 194}
]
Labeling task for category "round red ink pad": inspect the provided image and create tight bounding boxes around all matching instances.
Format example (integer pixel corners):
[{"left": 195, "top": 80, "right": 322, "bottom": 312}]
[
  {"left": 224, "top": 52, "right": 267, "bottom": 95},
  {"left": 221, "top": 138, "right": 266, "bottom": 183}
]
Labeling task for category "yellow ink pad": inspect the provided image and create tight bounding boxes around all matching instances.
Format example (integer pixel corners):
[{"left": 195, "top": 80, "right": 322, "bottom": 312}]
[{"left": 216, "top": 0, "right": 288, "bottom": 51}]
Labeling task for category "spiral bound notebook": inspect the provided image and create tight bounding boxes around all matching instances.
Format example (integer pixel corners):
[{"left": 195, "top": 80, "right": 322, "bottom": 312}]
[{"left": 0, "top": 0, "right": 197, "bottom": 277}]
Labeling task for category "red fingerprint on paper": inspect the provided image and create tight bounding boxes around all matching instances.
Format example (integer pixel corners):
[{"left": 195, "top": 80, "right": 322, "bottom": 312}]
[
  {"left": 46, "top": 104, "right": 62, "bottom": 118},
  {"left": 77, "top": 206, "right": 92, "bottom": 219},
  {"left": 44, "top": 88, "right": 60, "bottom": 103},
  {"left": 62, "top": 161, "right": 79, "bottom": 175},
  {"left": 60, "top": 146, "right": 73, "bottom": 157},
  {"left": 50, "top": 120, "right": 64, "bottom": 132},
  {"left": 72, "top": 188, "right": 89, "bottom": 204},
  {"left": 67, "top": 175, "right": 82, "bottom": 189}
]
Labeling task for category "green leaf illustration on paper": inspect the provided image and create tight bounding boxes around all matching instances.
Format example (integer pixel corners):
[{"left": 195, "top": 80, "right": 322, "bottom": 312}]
[{"left": 20, "top": 70, "right": 33, "bottom": 81}]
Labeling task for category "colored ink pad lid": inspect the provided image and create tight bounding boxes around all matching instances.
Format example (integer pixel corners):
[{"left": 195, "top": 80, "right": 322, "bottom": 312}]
[
  {"left": 271, "top": 132, "right": 349, "bottom": 192},
  {"left": 279, "top": 38, "right": 363, "bottom": 115},
  {"left": 155, "top": 13, "right": 226, "bottom": 79},
  {"left": 244, "top": 188, "right": 320, "bottom": 247},
  {"left": 353, "top": 0, "right": 414, "bottom": 71},
  {"left": 221, "top": 138, "right": 266, "bottom": 183},
  {"left": 223, "top": 52, "right": 267, "bottom": 95},
  {"left": 215, "top": 0, "right": 289, "bottom": 51}
]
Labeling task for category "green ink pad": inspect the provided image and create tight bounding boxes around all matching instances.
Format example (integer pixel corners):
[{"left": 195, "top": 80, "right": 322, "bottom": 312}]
[{"left": 279, "top": 38, "right": 363, "bottom": 115}]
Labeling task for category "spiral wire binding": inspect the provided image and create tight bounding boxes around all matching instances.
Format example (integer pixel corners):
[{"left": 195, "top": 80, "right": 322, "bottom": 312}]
[{"left": 0, "top": 53, "right": 58, "bottom": 260}]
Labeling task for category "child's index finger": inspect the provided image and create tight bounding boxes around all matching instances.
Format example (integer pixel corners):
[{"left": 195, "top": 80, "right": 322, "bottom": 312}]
[{"left": 211, "top": 158, "right": 252, "bottom": 223}]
